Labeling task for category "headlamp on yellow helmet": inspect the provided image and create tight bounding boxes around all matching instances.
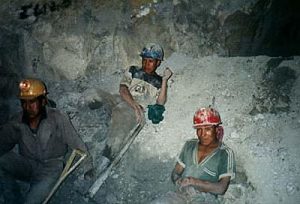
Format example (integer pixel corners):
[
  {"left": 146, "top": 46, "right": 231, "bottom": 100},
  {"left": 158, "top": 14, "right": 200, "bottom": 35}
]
[{"left": 18, "top": 78, "right": 47, "bottom": 100}]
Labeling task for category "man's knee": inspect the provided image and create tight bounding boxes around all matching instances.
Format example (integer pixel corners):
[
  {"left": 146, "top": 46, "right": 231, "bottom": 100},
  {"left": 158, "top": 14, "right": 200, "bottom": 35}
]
[
  {"left": 104, "top": 103, "right": 138, "bottom": 160},
  {"left": 111, "top": 104, "right": 136, "bottom": 127},
  {"left": 0, "top": 166, "right": 22, "bottom": 204},
  {"left": 0, "top": 168, "right": 6, "bottom": 179},
  {"left": 25, "top": 176, "right": 58, "bottom": 204},
  {"left": 0, "top": 155, "right": 11, "bottom": 178},
  {"left": 108, "top": 104, "right": 137, "bottom": 140},
  {"left": 0, "top": 152, "right": 32, "bottom": 181}
]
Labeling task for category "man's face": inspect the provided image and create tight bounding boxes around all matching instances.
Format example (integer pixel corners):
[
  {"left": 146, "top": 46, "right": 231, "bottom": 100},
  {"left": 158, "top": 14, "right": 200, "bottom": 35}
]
[
  {"left": 196, "top": 125, "right": 218, "bottom": 146},
  {"left": 142, "top": 58, "right": 161, "bottom": 74},
  {"left": 21, "top": 98, "right": 43, "bottom": 119}
]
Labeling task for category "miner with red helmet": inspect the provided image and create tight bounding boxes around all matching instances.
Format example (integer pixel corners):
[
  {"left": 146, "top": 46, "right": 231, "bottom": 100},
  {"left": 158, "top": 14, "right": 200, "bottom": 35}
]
[
  {"left": 193, "top": 107, "right": 224, "bottom": 142},
  {"left": 153, "top": 107, "right": 236, "bottom": 203}
]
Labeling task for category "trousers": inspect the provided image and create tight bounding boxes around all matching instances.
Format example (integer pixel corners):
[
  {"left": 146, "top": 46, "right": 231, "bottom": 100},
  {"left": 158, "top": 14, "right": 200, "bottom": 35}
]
[
  {"left": 103, "top": 101, "right": 137, "bottom": 160},
  {"left": 0, "top": 152, "right": 62, "bottom": 204}
]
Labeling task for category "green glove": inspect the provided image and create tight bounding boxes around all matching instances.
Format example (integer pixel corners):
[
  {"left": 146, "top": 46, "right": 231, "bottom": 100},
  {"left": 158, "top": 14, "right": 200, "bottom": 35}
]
[{"left": 147, "top": 104, "right": 165, "bottom": 124}]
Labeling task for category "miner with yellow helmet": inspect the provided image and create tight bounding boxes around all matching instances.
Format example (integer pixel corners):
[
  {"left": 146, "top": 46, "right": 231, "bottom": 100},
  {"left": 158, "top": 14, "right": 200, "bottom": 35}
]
[
  {"left": 0, "top": 78, "right": 93, "bottom": 203},
  {"left": 18, "top": 78, "right": 50, "bottom": 121},
  {"left": 18, "top": 78, "right": 48, "bottom": 100}
]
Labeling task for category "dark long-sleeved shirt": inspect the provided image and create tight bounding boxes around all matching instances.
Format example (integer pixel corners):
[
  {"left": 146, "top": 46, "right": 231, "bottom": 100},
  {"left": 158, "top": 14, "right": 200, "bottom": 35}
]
[{"left": 0, "top": 107, "right": 87, "bottom": 162}]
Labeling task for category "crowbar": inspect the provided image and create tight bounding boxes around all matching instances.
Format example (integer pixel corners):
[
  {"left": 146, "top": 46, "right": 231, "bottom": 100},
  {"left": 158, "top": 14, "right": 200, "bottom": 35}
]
[
  {"left": 42, "top": 149, "right": 87, "bottom": 204},
  {"left": 87, "top": 119, "right": 145, "bottom": 198}
]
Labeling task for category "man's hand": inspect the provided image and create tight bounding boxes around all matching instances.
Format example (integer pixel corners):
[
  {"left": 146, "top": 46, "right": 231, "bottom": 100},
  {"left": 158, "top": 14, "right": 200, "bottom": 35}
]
[
  {"left": 133, "top": 103, "right": 144, "bottom": 123},
  {"left": 162, "top": 67, "right": 173, "bottom": 81},
  {"left": 120, "top": 84, "right": 145, "bottom": 123},
  {"left": 178, "top": 177, "right": 195, "bottom": 187},
  {"left": 175, "top": 178, "right": 183, "bottom": 186}
]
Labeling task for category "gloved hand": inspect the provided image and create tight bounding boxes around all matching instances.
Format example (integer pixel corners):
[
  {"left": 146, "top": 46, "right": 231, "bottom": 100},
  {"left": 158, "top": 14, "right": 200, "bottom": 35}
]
[{"left": 147, "top": 104, "right": 165, "bottom": 124}]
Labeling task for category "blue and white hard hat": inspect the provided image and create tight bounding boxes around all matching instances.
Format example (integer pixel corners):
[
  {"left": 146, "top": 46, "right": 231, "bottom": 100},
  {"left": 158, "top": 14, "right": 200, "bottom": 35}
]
[{"left": 140, "top": 43, "right": 164, "bottom": 61}]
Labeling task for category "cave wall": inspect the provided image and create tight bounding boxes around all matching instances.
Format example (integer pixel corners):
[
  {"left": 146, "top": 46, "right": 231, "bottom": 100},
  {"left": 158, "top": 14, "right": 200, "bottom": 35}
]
[
  {"left": 0, "top": 0, "right": 299, "bottom": 94},
  {"left": 0, "top": 1, "right": 299, "bottom": 201},
  {"left": 224, "top": 0, "right": 300, "bottom": 56}
]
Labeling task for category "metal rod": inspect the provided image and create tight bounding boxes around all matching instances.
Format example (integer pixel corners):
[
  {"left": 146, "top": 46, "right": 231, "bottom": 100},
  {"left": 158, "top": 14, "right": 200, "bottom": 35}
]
[
  {"left": 87, "top": 120, "right": 145, "bottom": 198},
  {"left": 42, "top": 149, "right": 87, "bottom": 204}
]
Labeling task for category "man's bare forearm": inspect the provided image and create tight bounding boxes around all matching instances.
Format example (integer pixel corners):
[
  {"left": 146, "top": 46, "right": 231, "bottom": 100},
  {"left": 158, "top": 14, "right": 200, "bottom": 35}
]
[
  {"left": 171, "top": 168, "right": 182, "bottom": 184},
  {"left": 119, "top": 85, "right": 139, "bottom": 109},
  {"left": 156, "top": 79, "right": 168, "bottom": 105},
  {"left": 171, "top": 162, "right": 184, "bottom": 185},
  {"left": 182, "top": 176, "right": 231, "bottom": 195}
]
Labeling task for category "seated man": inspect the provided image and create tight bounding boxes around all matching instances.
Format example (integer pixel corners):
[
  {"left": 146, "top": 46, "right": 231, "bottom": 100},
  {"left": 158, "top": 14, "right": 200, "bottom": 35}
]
[
  {"left": 0, "top": 78, "right": 92, "bottom": 204},
  {"left": 103, "top": 43, "right": 173, "bottom": 160},
  {"left": 153, "top": 107, "right": 236, "bottom": 204},
  {"left": 119, "top": 42, "right": 173, "bottom": 123}
]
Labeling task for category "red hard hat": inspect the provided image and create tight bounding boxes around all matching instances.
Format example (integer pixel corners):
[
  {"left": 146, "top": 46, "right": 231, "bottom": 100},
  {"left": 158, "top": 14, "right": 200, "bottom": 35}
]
[{"left": 193, "top": 107, "right": 222, "bottom": 128}]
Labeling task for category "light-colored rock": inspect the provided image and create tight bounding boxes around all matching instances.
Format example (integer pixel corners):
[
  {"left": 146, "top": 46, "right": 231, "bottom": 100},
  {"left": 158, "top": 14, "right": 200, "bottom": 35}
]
[{"left": 50, "top": 48, "right": 87, "bottom": 79}]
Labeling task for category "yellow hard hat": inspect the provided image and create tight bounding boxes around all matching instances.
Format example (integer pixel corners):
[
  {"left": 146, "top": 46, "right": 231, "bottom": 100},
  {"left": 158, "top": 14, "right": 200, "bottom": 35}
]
[{"left": 18, "top": 78, "right": 47, "bottom": 100}]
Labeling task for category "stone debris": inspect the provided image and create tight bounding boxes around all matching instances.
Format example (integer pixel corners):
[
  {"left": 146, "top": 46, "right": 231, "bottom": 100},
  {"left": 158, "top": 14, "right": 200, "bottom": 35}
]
[{"left": 0, "top": 0, "right": 299, "bottom": 203}]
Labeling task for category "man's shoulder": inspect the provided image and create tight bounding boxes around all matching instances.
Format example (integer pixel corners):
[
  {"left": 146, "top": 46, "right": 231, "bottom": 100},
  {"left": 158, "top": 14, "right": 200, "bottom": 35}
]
[
  {"left": 120, "top": 66, "right": 142, "bottom": 86},
  {"left": 46, "top": 107, "right": 68, "bottom": 120},
  {"left": 9, "top": 111, "right": 22, "bottom": 121},
  {"left": 129, "top": 66, "right": 162, "bottom": 89},
  {"left": 3, "top": 112, "right": 22, "bottom": 126},
  {"left": 186, "top": 138, "right": 198, "bottom": 144},
  {"left": 219, "top": 143, "right": 235, "bottom": 156},
  {"left": 128, "top": 66, "right": 145, "bottom": 79},
  {"left": 220, "top": 143, "right": 233, "bottom": 150},
  {"left": 128, "top": 66, "right": 142, "bottom": 74},
  {"left": 184, "top": 138, "right": 198, "bottom": 148},
  {"left": 122, "top": 65, "right": 163, "bottom": 90},
  {"left": 179, "top": 139, "right": 197, "bottom": 158}
]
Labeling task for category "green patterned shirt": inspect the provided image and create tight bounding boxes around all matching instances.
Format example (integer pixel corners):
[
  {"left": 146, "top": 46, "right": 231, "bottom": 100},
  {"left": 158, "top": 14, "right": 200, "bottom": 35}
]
[{"left": 178, "top": 139, "right": 236, "bottom": 182}]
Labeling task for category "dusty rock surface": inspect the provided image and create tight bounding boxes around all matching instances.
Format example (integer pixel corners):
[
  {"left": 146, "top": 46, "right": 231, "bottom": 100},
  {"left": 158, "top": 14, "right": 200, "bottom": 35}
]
[
  {"left": 93, "top": 54, "right": 300, "bottom": 204},
  {"left": 1, "top": 0, "right": 299, "bottom": 92},
  {"left": 44, "top": 53, "right": 299, "bottom": 204},
  {"left": 0, "top": 1, "right": 299, "bottom": 203}
]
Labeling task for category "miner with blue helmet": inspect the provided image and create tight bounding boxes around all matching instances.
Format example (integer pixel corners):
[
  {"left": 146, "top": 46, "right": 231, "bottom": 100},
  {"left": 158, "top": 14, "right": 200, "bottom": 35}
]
[
  {"left": 103, "top": 43, "right": 173, "bottom": 160},
  {"left": 120, "top": 43, "right": 173, "bottom": 123}
]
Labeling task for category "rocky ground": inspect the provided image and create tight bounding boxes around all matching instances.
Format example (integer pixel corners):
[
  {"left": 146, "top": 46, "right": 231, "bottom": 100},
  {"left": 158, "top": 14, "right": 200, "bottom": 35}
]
[
  {"left": 1, "top": 1, "right": 300, "bottom": 204},
  {"left": 45, "top": 53, "right": 300, "bottom": 204}
]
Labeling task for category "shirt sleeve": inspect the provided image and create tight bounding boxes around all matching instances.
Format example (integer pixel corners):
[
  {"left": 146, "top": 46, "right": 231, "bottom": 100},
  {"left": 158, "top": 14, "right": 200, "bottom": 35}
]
[
  {"left": 218, "top": 147, "right": 236, "bottom": 180},
  {"left": 177, "top": 141, "right": 189, "bottom": 168},
  {"left": 59, "top": 111, "right": 94, "bottom": 171},
  {"left": 120, "top": 67, "right": 133, "bottom": 88},
  {"left": 60, "top": 111, "right": 87, "bottom": 152},
  {"left": 0, "top": 122, "right": 19, "bottom": 156}
]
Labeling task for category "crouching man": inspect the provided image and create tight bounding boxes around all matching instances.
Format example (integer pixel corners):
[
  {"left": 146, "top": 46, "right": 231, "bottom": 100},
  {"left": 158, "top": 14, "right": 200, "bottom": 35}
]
[
  {"left": 0, "top": 78, "right": 92, "bottom": 204},
  {"left": 152, "top": 107, "right": 236, "bottom": 204}
]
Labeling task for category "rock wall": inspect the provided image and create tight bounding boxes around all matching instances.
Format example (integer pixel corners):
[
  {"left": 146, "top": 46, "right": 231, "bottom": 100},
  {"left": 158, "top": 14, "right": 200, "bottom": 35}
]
[
  {"left": 1, "top": 0, "right": 299, "bottom": 83},
  {"left": 89, "top": 54, "right": 300, "bottom": 204},
  {"left": 0, "top": 0, "right": 300, "bottom": 202}
]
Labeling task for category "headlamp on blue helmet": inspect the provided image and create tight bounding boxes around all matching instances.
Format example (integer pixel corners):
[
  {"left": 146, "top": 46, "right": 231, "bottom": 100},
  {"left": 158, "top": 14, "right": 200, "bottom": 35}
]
[{"left": 140, "top": 43, "right": 164, "bottom": 61}]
